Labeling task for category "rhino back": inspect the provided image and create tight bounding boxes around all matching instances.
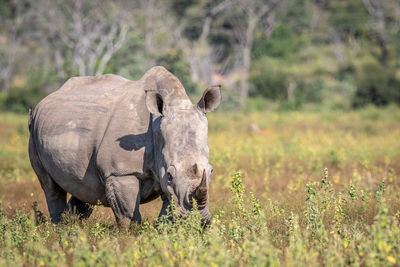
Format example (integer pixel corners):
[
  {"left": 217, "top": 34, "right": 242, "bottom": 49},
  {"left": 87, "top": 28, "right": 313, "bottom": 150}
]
[{"left": 31, "top": 74, "right": 153, "bottom": 204}]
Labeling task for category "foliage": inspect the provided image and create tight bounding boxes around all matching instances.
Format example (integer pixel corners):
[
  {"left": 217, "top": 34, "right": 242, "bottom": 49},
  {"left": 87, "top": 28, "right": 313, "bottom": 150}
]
[
  {"left": 1, "top": 0, "right": 400, "bottom": 111},
  {"left": 327, "top": 0, "right": 369, "bottom": 38},
  {"left": 353, "top": 63, "right": 400, "bottom": 108},
  {"left": 3, "top": 83, "right": 47, "bottom": 114},
  {"left": 249, "top": 59, "right": 289, "bottom": 101},
  {"left": 252, "top": 24, "right": 307, "bottom": 60}
]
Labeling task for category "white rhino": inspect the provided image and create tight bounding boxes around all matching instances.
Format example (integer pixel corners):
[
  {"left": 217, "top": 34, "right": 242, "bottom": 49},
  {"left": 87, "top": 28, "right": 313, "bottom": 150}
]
[{"left": 28, "top": 66, "right": 221, "bottom": 227}]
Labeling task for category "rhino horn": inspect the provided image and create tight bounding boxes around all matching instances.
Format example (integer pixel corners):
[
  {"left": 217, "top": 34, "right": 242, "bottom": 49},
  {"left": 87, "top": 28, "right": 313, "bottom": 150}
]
[{"left": 195, "top": 170, "right": 208, "bottom": 207}]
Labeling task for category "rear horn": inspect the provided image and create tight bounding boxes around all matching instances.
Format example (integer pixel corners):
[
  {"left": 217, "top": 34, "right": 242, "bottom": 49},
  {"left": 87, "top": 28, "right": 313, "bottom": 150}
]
[{"left": 191, "top": 163, "right": 199, "bottom": 176}]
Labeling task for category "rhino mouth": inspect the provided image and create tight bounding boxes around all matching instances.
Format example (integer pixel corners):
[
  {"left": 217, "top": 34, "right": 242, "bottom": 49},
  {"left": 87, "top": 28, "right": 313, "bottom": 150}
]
[
  {"left": 168, "top": 169, "right": 211, "bottom": 224},
  {"left": 171, "top": 193, "right": 211, "bottom": 225},
  {"left": 178, "top": 206, "right": 211, "bottom": 226}
]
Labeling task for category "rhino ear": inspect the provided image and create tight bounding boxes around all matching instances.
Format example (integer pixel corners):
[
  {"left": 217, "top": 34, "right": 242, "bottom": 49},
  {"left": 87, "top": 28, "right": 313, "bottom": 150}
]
[
  {"left": 145, "top": 91, "right": 164, "bottom": 116},
  {"left": 197, "top": 85, "right": 221, "bottom": 113}
]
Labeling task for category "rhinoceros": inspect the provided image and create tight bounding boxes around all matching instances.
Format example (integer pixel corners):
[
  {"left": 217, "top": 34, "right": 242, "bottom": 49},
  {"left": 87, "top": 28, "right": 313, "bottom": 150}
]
[{"left": 28, "top": 66, "right": 221, "bottom": 227}]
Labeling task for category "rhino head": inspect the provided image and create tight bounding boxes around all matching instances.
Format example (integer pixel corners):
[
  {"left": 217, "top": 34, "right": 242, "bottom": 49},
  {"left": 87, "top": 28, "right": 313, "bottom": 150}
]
[{"left": 145, "top": 75, "right": 221, "bottom": 224}]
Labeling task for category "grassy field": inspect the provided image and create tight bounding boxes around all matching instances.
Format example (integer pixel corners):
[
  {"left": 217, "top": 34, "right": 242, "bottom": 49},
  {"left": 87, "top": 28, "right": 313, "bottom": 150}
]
[{"left": 0, "top": 106, "right": 400, "bottom": 266}]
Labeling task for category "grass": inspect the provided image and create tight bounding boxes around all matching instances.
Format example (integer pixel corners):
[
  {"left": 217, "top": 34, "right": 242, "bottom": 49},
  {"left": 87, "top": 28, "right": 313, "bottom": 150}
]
[{"left": 0, "top": 106, "right": 399, "bottom": 266}]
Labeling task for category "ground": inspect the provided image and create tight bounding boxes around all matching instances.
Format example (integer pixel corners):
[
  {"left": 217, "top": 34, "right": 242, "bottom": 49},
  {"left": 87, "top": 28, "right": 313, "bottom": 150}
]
[{"left": 0, "top": 106, "right": 399, "bottom": 266}]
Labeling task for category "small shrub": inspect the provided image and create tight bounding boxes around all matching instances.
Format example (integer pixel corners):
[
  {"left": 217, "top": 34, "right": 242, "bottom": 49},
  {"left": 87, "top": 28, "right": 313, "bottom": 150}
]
[
  {"left": 353, "top": 63, "right": 400, "bottom": 108},
  {"left": 249, "top": 61, "right": 289, "bottom": 101}
]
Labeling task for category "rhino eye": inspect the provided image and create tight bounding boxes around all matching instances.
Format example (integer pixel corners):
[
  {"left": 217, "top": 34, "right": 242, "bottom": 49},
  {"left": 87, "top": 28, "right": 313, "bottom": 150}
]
[{"left": 167, "top": 173, "right": 173, "bottom": 185}]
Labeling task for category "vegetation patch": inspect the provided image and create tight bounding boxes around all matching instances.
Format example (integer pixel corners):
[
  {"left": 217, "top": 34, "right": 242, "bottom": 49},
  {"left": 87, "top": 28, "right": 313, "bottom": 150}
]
[{"left": 0, "top": 108, "right": 399, "bottom": 265}]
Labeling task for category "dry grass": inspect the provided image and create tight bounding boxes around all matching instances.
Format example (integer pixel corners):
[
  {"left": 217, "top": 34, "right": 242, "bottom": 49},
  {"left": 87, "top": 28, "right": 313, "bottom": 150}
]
[
  {"left": 1, "top": 107, "right": 400, "bottom": 222},
  {"left": 0, "top": 106, "right": 399, "bottom": 266}
]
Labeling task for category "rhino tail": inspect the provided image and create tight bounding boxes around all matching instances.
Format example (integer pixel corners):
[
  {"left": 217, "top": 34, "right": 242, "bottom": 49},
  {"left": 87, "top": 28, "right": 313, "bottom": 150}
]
[{"left": 28, "top": 107, "right": 33, "bottom": 133}]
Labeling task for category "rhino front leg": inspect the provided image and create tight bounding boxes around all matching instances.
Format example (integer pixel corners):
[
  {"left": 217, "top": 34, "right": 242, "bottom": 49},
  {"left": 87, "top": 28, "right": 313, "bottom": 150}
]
[
  {"left": 106, "top": 175, "right": 141, "bottom": 228},
  {"left": 158, "top": 194, "right": 172, "bottom": 221}
]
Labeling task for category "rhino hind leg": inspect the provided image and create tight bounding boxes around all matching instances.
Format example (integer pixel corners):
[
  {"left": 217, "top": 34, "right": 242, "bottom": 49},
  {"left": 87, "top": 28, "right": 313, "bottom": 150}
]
[
  {"left": 67, "top": 196, "right": 93, "bottom": 219},
  {"left": 39, "top": 174, "right": 67, "bottom": 223},
  {"left": 29, "top": 138, "right": 66, "bottom": 223},
  {"left": 106, "top": 175, "right": 141, "bottom": 228}
]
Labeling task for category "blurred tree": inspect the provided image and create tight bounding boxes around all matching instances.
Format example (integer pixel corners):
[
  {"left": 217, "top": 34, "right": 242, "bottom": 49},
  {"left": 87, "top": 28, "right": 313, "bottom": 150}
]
[
  {"left": 184, "top": 0, "right": 234, "bottom": 85},
  {"left": 4, "top": 70, "right": 49, "bottom": 113},
  {"left": 361, "top": 0, "right": 389, "bottom": 66},
  {"left": 38, "top": 0, "right": 130, "bottom": 78},
  {"left": 253, "top": 24, "right": 304, "bottom": 59},
  {"left": 108, "top": 0, "right": 183, "bottom": 80},
  {"left": 384, "top": 0, "right": 400, "bottom": 63},
  {"left": 1, "top": 0, "right": 400, "bottom": 112},
  {"left": 249, "top": 59, "right": 289, "bottom": 101},
  {"left": 353, "top": 62, "right": 400, "bottom": 107},
  {"left": 156, "top": 49, "right": 198, "bottom": 95},
  {"left": 226, "top": 0, "right": 283, "bottom": 106},
  {"left": 0, "top": 0, "right": 34, "bottom": 93},
  {"left": 327, "top": 0, "right": 369, "bottom": 38},
  {"left": 143, "top": 0, "right": 156, "bottom": 68}
]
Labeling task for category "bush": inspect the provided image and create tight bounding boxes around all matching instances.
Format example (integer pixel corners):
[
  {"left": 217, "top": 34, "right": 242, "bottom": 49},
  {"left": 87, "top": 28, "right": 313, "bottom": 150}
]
[
  {"left": 242, "top": 97, "right": 271, "bottom": 113},
  {"left": 352, "top": 63, "right": 400, "bottom": 108},
  {"left": 1, "top": 70, "right": 54, "bottom": 113},
  {"left": 252, "top": 24, "right": 306, "bottom": 59},
  {"left": 301, "top": 79, "right": 324, "bottom": 103},
  {"left": 3, "top": 86, "right": 45, "bottom": 113},
  {"left": 249, "top": 60, "right": 289, "bottom": 101},
  {"left": 0, "top": 93, "right": 6, "bottom": 110},
  {"left": 249, "top": 58, "right": 325, "bottom": 107}
]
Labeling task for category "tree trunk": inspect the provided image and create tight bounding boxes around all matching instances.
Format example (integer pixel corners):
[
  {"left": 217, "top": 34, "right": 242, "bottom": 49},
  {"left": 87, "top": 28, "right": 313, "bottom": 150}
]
[
  {"left": 239, "top": 17, "right": 256, "bottom": 106},
  {"left": 190, "top": 15, "right": 214, "bottom": 84},
  {"left": 198, "top": 16, "right": 214, "bottom": 84},
  {"left": 330, "top": 28, "right": 346, "bottom": 73},
  {"left": 287, "top": 81, "right": 296, "bottom": 101},
  {"left": 1, "top": 16, "right": 19, "bottom": 94},
  {"left": 2, "top": 32, "right": 17, "bottom": 94},
  {"left": 361, "top": 0, "right": 389, "bottom": 66},
  {"left": 54, "top": 49, "right": 66, "bottom": 84},
  {"left": 376, "top": 19, "right": 388, "bottom": 66},
  {"left": 145, "top": 0, "right": 156, "bottom": 68}
]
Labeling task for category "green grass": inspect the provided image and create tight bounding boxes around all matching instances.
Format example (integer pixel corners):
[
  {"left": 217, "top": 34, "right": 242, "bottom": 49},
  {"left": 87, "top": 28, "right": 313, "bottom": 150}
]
[{"left": 0, "top": 107, "right": 399, "bottom": 266}]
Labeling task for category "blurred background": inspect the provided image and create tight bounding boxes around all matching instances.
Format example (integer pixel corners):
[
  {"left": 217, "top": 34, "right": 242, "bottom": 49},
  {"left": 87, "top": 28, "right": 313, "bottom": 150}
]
[{"left": 0, "top": 0, "right": 399, "bottom": 112}]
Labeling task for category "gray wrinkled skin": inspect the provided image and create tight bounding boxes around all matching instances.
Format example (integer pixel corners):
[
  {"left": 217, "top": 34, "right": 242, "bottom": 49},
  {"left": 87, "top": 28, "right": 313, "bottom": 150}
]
[{"left": 28, "top": 66, "right": 221, "bottom": 227}]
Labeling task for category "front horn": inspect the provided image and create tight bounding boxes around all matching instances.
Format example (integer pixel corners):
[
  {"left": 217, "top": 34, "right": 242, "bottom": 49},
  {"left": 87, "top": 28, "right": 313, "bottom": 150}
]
[{"left": 195, "top": 170, "right": 208, "bottom": 207}]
